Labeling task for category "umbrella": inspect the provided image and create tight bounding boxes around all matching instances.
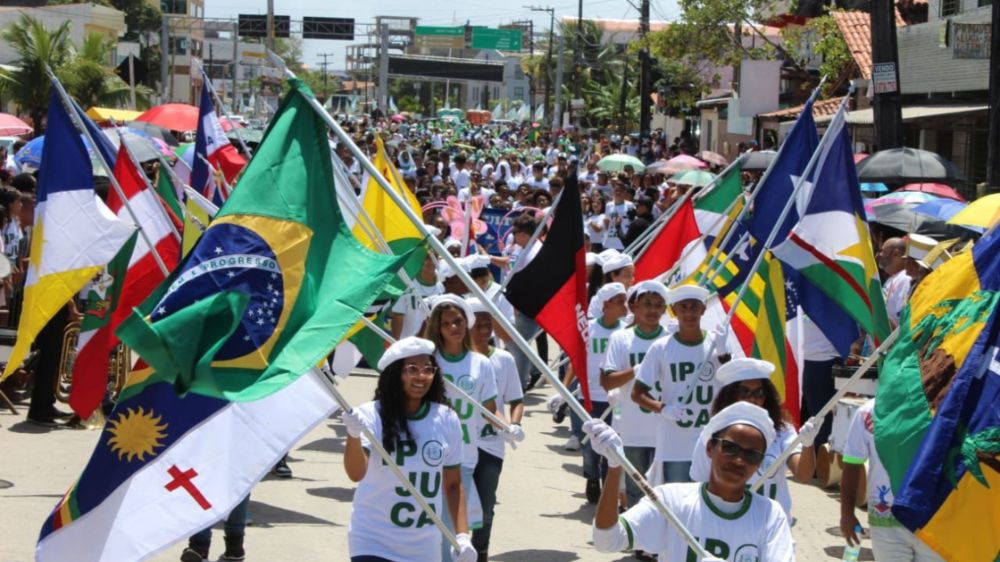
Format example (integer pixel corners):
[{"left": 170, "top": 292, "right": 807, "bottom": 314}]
[
  {"left": 219, "top": 118, "right": 243, "bottom": 132},
  {"left": 391, "top": 113, "right": 407, "bottom": 123},
  {"left": 856, "top": 147, "right": 967, "bottom": 185},
  {"left": 0, "top": 113, "right": 32, "bottom": 136},
  {"left": 853, "top": 153, "right": 869, "bottom": 164},
  {"left": 126, "top": 121, "right": 179, "bottom": 146},
  {"left": 897, "top": 182, "right": 965, "bottom": 202},
  {"left": 912, "top": 198, "right": 967, "bottom": 222},
  {"left": 227, "top": 128, "right": 263, "bottom": 145},
  {"left": 135, "top": 103, "right": 199, "bottom": 132},
  {"left": 696, "top": 150, "right": 727, "bottom": 167},
  {"left": 669, "top": 169, "right": 716, "bottom": 187},
  {"left": 14, "top": 134, "right": 105, "bottom": 172},
  {"left": 103, "top": 129, "right": 171, "bottom": 162},
  {"left": 860, "top": 182, "right": 888, "bottom": 193},
  {"left": 870, "top": 191, "right": 939, "bottom": 206},
  {"left": 947, "top": 193, "right": 1000, "bottom": 229},
  {"left": 739, "top": 150, "right": 777, "bottom": 171},
  {"left": 597, "top": 154, "right": 645, "bottom": 173}
]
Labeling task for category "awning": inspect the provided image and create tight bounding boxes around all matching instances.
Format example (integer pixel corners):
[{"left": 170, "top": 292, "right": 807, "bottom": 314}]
[
  {"left": 816, "top": 104, "right": 988, "bottom": 125},
  {"left": 85, "top": 107, "right": 144, "bottom": 123}
]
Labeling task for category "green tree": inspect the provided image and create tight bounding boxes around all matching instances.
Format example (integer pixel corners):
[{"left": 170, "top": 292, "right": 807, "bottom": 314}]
[
  {"left": 781, "top": 13, "right": 853, "bottom": 95},
  {"left": 0, "top": 13, "right": 73, "bottom": 136},
  {"left": 63, "top": 33, "right": 147, "bottom": 109}
]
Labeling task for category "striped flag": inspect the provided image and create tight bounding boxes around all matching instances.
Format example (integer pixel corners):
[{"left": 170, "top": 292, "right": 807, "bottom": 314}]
[
  {"left": 69, "top": 145, "right": 182, "bottom": 417},
  {"left": 1, "top": 90, "right": 135, "bottom": 382},
  {"left": 192, "top": 85, "right": 246, "bottom": 206}
]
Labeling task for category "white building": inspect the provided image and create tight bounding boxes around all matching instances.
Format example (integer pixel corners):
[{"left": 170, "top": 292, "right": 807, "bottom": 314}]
[
  {"left": 0, "top": 3, "right": 126, "bottom": 65},
  {"left": 463, "top": 49, "right": 531, "bottom": 110}
]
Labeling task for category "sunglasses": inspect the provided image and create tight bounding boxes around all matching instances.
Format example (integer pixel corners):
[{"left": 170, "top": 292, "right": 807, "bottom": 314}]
[
  {"left": 711, "top": 437, "right": 765, "bottom": 465},
  {"left": 736, "top": 385, "right": 767, "bottom": 400},
  {"left": 402, "top": 364, "right": 438, "bottom": 377}
]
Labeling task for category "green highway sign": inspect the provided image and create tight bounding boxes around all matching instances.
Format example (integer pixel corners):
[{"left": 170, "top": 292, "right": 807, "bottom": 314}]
[
  {"left": 415, "top": 26, "right": 464, "bottom": 36},
  {"left": 415, "top": 26, "right": 465, "bottom": 49},
  {"left": 471, "top": 28, "right": 522, "bottom": 51}
]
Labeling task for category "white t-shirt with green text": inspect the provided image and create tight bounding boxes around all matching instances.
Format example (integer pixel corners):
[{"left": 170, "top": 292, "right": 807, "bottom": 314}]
[
  {"left": 436, "top": 350, "right": 498, "bottom": 469},
  {"left": 636, "top": 331, "right": 725, "bottom": 462},
  {"left": 586, "top": 317, "right": 621, "bottom": 403},
  {"left": 478, "top": 348, "right": 524, "bottom": 460},
  {"left": 349, "top": 401, "right": 463, "bottom": 561},
  {"left": 603, "top": 325, "right": 669, "bottom": 448},
  {"left": 391, "top": 279, "right": 444, "bottom": 339}
]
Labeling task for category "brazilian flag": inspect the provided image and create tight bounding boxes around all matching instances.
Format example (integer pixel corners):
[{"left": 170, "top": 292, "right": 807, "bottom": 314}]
[{"left": 118, "top": 78, "right": 411, "bottom": 401}]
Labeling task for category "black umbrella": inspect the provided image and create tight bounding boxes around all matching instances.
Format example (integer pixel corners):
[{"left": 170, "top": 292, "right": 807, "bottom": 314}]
[
  {"left": 856, "top": 147, "right": 966, "bottom": 185},
  {"left": 739, "top": 150, "right": 776, "bottom": 171},
  {"left": 125, "top": 120, "right": 179, "bottom": 146}
]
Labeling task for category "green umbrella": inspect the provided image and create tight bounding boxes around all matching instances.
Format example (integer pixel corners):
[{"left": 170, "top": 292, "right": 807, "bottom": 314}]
[
  {"left": 669, "top": 169, "right": 716, "bottom": 187},
  {"left": 597, "top": 154, "right": 645, "bottom": 173}
]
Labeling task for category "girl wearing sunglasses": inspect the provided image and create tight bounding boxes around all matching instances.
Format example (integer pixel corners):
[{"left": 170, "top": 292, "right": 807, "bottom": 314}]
[
  {"left": 690, "top": 358, "right": 820, "bottom": 518},
  {"left": 340, "top": 337, "right": 477, "bottom": 562},
  {"left": 586, "top": 401, "right": 795, "bottom": 561}
]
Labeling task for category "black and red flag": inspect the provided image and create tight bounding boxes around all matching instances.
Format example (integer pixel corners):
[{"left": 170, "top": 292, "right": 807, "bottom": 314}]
[{"left": 505, "top": 173, "right": 590, "bottom": 409}]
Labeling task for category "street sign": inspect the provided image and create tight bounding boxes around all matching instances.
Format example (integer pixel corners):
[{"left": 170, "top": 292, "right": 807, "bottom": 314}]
[
  {"left": 872, "top": 62, "right": 898, "bottom": 94},
  {"left": 303, "top": 17, "right": 354, "bottom": 41},
  {"left": 415, "top": 26, "right": 465, "bottom": 49},
  {"left": 471, "top": 27, "right": 522, "bottom": 51},
  {"left": 238, "top": 14, "right": 290, "bottom": 38}
]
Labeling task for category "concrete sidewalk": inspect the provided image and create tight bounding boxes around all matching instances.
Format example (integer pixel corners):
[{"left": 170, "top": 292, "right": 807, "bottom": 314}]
[{"left": 0, "top": 372, "right": 873, "bottom": 561}]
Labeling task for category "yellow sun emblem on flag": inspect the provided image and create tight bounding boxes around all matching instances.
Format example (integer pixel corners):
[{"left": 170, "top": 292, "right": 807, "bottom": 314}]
[{"left": 107, "top": 406, "right": 168, "bottom": 462}]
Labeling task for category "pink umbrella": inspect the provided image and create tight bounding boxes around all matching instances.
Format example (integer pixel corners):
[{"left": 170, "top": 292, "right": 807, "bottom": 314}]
[
  {"left": 648, "top": 154, "right": 709, "bottom": 175},
  {"left": 898, "top": 183, "right": 965, "bottom": 202},
  {"left": 853, "top": 152, "right": 869, "bottom": 164},
  {"left": 0, "top": 113, "right": 32, "bottom": 136},
  {"left": 696, "top": 150, "right": 728, "bottom": 167}
]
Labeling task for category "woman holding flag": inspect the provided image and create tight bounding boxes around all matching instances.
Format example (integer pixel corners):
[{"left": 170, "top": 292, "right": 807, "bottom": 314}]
[
  {"left": 688, "top": 358, "right": 819, "bottom": 518},
  {"left": 340, "top": 336, "right": 477, "bottom": 562},
  {"left": 423, "top": 295, "right": 499, "bottom": 560}
]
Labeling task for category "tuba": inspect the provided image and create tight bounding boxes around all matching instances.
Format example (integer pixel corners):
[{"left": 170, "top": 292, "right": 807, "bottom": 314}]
[
  {"left": 55, "top": 320, "right": 80, "bottom": 403},
  {"left": 55, "top": 322, "right": 130, "bottom": 404}
]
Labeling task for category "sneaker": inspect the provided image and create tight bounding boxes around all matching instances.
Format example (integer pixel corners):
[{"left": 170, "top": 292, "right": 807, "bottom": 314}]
[
  {"left": 179, "top": 547, "right": 206, "bottom": 562},
  {"left": 50, "top": 407, "right": 74, "bottom": 420},
  {"left": 526, "top": 371, "right": 542, "bottom": 390},
  {"left": 552, "top": 401, "right": 568, "bottom": 424},
  {"left": 219, "top": 534, "right": 245, "bottom": 561},
  {"left": 272, "top": 456, "right": 292, "bottom": 478},
  {"left": 634, "top": 550, "right": 656, "bottom": 561},
  {"left": 585, "top": 478, "right": 601, "bottom": 504},
  {"left": 564, "top": 435, "right": 581, "bottom": 451}
]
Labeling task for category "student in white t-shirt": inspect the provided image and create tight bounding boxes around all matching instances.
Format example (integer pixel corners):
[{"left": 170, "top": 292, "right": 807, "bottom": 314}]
[
  {"left": 633, "top": 284, "right": 727, "bottom": 484},
  {"left": 423, "top": 294, "right": 499, "bottom": 558},
  {"left": 391, "top": 253, "right": 443, "bottom": 340},
  {"left": 466, "top": 297, "right": 525, "bottom": 561},
  {"left": 340, "top": 337, "right": 477, "bottom": 562},
  {"left": 587, "top": 402, "right": 794, "bottom": 562},
  {"left": 840, "top": 398, "right": 944, "bottom": 562},
  {"left": 688, "top": 358, "right": 820, "bottom": 518},
  {"left": 568, "top": 282, "right": 628, "bottom": 504},
  {"left": 600, "top": 281, "right": 671, "bottom": 516}
]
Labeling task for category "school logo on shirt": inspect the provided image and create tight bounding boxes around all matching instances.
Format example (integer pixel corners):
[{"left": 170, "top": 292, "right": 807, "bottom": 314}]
[
  {"left": 687, "top": 540, "right": 759, "bottom": 562},
  {"left": 455, "top": 374, "right": 475, "bottom": 393},
  {"left": 421, "top": 439, "right": 444, "bottom": 467},
  {"left": 733, "top": 544, "right": 760, "bottom": 562}
]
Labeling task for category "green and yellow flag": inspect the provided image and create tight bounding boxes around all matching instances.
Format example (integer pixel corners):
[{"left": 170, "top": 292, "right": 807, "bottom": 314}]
[{"left": 117, "top": 78, "right": 410, "bottom": 400}]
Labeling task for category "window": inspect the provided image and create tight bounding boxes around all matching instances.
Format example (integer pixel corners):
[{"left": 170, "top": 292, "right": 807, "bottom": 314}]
[
  {"left": 940, "top": 0, "right": 960, "bottom": 17},
  {"left": 161, "top": 0, "right": 187, "bottom": 15},
  {"left": 978, "top": 0, "right": 991, "bottom": 7}
]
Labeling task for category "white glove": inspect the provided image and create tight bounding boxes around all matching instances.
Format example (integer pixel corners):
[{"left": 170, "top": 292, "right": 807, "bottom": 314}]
[
  {"left": 798, "top": 419, "right": 820, "bottom": 447},
  {"left": 582, "top": 419, "right": 622, "bottom": 468},
  {"left": 607, "top": 388, "right": 622, "bottom": 409},
  {"left": 341, "top": 409, "right": 365, "bottom": 439},
  {"left": 503, "top": 423, "right": 526, "bottom": 443},
  {"left": 661, "top": 403, "right": 694, "bottom": 424},
  {"left": 546, "top": 393, "right": 565, "bottom": 415},
  {"left": 700, "top": 557, "right": 727, "bottom": 562},
  {"left": 451, "top": 532, "right": 477, "bottom": 562}
]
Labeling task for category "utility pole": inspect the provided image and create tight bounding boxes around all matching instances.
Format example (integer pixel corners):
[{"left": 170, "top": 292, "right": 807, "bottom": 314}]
[
  {"left": 553, "top": 34, "right": 565, "bottom": 132},
  {"left": 379, "top": 25, "right": 390, "bottom": 115},
  {"left": 870, "top": 0, "right": 903, "bottom": 150},
  {"left": 232, "top": 23, "right": 238, "bottom": 111},
  {"left": 639, "top": 0, "right": 652, "bottom": 142},
  {"left": 574, "top": 0, "right": 583, "bottom": 124},
  {"left": 527, "top": 5, "right": 555, "bottom": 126},
  {"left": 160, "top": 15, "right": 169, "bottom": 102},
  {"left": 987, "top": 0, "right": 1000, "bottom": 190},
  {"left": 619, "top": 55, "right": 628, "bottom": 136},
  {"left": 266, "top": 0, "right": 276, "bottom": 52},
  {"left": 318, "top": 52, "right": 336, "bottom": 100}
]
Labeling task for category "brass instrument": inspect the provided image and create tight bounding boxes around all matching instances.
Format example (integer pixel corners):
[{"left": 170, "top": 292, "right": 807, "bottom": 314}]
[{"left": 55, "top": 320, "right": 130, "bottom": 404}]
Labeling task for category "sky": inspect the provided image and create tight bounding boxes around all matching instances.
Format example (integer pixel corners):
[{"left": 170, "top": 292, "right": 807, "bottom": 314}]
[{"left": 205, "top": 0, "right": 681, "bottom": 72}]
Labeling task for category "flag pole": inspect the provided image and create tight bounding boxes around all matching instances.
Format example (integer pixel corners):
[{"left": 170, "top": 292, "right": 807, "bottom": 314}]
[
  {"left": 309, "top": 366, "right": 462, "bottom": 549},
  {"left": 696, "top": 78, "right": 827, "bottom": 281},
  {"left": 195, "top": 152, "right": 232, "bottom": 199},
  {"left": 751, "top": 327, "right": 899, "bottom": 492},
  {"left": 681, "top": 87, "right": 855, "bottom": 403},
  {"left": 656, "top": 192, "right": 742, "bottom": 285},
  {"left": 192, "top": 58, "right": 253, "bottom": 158},
  {"left": 46, "top": 69, "right": 171, "bottom": 278},
  {"left": 268, "top": 52, "right": 710, "bottom": 559},
  {"left": 699, "top": 230, "right": 751, "bottom": 288},
  {"left": 357, "top": 316, "right": 517, "bottom": 439},
  {"left": 112, "top": 127, "right": 183, "bottom": 242}
]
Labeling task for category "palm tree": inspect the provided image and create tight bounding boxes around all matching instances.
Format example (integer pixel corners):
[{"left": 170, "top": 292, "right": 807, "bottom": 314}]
[
  {"left": 0, "top": 14, "right": 72, "bottom": 136},
  {"left": 63, "top": 33, "right": 138, "bottom": 109}
]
